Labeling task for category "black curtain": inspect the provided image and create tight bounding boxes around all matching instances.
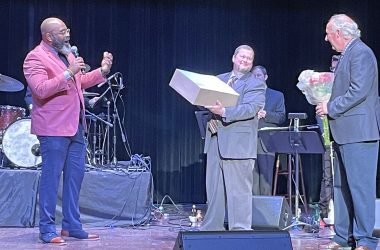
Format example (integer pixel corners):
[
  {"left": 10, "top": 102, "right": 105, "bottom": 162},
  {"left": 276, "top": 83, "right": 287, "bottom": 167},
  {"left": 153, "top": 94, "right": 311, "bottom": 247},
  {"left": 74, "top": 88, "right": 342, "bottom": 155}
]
[{"left": 1, "top": 0, "right": 379, "bottom": 203}]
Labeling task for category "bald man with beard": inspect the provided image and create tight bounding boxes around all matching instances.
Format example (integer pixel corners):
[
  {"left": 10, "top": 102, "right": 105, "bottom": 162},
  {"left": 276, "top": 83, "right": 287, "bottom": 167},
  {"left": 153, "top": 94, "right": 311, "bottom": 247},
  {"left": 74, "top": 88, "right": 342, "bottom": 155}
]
[{"left": 23, "top": 17, "right": 113, "bottom": 245}]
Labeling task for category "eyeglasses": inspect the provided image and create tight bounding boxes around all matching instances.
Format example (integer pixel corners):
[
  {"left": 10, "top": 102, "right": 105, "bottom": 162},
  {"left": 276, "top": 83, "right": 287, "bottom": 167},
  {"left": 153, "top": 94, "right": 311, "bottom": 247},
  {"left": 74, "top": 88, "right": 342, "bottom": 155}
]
[
  {"left": 237, "top": 54, "right": 253, "bottom": 61},
  {"left": 48, "top": 28, "right": 70, "bottom": 36}
]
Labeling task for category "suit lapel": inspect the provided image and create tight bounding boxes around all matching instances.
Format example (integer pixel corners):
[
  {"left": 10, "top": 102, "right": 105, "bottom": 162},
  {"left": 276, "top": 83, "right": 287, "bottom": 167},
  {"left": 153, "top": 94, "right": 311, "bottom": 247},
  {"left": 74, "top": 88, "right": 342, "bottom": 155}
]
[
  {"left": 233, "top": 72, "right": 251, "bottom": 92},
  {"left": 40, "top": 42, "right": 67, "bottom": 70},
  {"left": 335, "top": 38, "right": 360, "bottom": 73},
  {"left": 221, "top": 72, "right": 250, "bottom": 93}
]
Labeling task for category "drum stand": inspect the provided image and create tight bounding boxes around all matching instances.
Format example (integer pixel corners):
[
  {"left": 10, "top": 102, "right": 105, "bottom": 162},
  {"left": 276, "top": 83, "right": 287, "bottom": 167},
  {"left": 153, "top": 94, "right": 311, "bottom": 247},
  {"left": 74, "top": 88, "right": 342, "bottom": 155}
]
[
  {"left": 85, "top": 110, "right": 113, "bottom": 165},
  {"left": 91, "top": 73, "right": 127, "bottom": 167},
  {"left": 108, "top": 79, "right": 127, "bottom": 166}
]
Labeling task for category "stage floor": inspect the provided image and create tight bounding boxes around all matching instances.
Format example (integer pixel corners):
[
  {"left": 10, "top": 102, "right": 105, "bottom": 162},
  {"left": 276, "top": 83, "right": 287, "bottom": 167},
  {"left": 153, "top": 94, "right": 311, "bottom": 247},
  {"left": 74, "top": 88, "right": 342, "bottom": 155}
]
[{"left": 1, "top": 204, "right": 379, "bottom": 250}]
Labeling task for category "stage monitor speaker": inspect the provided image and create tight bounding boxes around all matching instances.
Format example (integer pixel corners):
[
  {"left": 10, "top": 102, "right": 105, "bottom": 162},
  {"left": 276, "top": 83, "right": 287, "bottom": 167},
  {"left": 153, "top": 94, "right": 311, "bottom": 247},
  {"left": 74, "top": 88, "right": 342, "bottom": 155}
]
[
  {"left": 173, "top": 230, "right": 292, "bottom": 250},
  {"left": 225, "top": 196, "right": 292, "bottom": 229},
  {"left": 252, "top": 196, "right": 292, "bottom": 230}
]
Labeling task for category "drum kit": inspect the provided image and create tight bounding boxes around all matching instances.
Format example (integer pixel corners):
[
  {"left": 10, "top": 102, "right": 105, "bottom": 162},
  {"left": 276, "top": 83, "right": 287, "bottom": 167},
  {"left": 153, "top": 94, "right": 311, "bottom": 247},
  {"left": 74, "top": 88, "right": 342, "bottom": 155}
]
[
  {"left": 84, "top": 72, "right": 131, "bottom": 167},
  {"left": 0, "top": 74, "right": 42, "bottom": 168},
  {"left": 0, "top": 72, "right": 130, "bottom": 169}
]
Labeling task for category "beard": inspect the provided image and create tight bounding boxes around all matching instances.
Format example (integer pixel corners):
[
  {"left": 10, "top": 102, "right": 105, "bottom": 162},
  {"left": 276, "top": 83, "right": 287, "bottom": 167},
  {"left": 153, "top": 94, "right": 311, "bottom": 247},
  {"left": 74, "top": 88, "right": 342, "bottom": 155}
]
[
  {"left": 51, "top": 35, "right": 71, "bottom": 55},
  {"left": 236, "top": 64, "right": 252, "bottom": 74}
]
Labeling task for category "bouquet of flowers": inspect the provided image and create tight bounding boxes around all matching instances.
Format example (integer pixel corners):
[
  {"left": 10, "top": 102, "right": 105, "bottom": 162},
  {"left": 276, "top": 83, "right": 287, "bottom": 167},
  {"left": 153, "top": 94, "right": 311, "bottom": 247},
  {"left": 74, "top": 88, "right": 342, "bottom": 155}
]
[{"left": 296, "top": 70, "right": 334, "bottom": 145}]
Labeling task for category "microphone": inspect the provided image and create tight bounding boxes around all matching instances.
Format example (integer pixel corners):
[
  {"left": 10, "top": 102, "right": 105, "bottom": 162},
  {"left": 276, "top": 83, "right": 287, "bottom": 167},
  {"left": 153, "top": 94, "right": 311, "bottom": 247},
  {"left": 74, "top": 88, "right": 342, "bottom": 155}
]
[
  {"left": 71, "top": 45, "right": 86, "bottom": 74},
  {"left": 119, "top": 75, "right": 124, "bottom": 89},
  {"left": 31, "top": 144, "right": 41, "bottom": 156},
  {"left": 97, "top": 72, "right": 119, "bottom": 88}
]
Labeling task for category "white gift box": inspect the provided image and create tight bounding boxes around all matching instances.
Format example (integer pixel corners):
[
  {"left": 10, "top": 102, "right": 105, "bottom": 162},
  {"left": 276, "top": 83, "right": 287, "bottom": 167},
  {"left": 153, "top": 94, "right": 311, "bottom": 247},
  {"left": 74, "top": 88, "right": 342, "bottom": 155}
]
[{"left": 169, "top": 69, "right": 239, "bottom": 107}]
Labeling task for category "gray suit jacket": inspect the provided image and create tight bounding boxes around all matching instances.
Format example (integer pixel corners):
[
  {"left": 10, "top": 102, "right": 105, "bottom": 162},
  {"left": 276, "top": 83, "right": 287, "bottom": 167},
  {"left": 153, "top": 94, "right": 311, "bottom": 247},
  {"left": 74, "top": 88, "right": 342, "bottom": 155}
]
[
  {"left": 328, "top": 38, "right": 380, "bottom": 144},
  {"left": 204, "top": 72, "right": 266, "bottom": 159}
]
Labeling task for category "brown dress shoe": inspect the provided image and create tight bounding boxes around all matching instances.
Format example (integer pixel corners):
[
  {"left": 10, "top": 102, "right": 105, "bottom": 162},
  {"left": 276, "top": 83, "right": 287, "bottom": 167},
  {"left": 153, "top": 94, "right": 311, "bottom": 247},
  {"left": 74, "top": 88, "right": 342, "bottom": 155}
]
[
  {"left": 39, "top": 232, "right": 67, "bottom": 245},
  {"left": 49, "top": 236, "right": 67, "bottom": 244},
  {"left": 61, "top": 230, "right": 100, "bottom": 240},
  {"left": 319, "top": 241, "right": 352, "bottom": 249},
  {"left": 355, "top": 246, "right": 372, "bottom": 250}
]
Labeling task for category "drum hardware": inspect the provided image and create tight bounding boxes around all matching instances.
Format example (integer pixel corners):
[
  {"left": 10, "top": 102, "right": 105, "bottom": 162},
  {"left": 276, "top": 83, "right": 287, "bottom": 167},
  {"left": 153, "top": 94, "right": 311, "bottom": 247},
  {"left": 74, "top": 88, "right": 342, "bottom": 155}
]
[
  {"left": 0, "top": 74, "right": 24, "bottom": 92},
  {"left": 83, "top": 72, "right": 130, "bottom": 168},
  {"left": 85, "top": 110, "right": 113, "bottom": 166},
  {"left": 83, "top": 90, "right": 99, "bottom": 97},
  {"left": 1, "top": 118, "right": 42, "bottom": 168},
  {"left": 108, "top": 74, "right": 127, "bottom": 166},
  {"left": 31, "top": 144, "right": 41, "bottom": 156},
  {"left": 0, "top": 105, "right": 26, "bottom": 133}
]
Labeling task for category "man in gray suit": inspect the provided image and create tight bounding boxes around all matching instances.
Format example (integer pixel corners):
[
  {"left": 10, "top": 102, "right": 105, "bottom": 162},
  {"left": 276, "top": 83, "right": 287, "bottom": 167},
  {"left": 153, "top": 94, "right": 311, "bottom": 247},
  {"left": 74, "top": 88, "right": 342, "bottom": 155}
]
[
  {"left": 317, "top": 14, "right": 380, "bottom": 250},
  {"left": 251, "top": 65, "right": 286, "bottom": 196},
  {"left": 201, "top": 45, "right": 266, "bottom": 231}
]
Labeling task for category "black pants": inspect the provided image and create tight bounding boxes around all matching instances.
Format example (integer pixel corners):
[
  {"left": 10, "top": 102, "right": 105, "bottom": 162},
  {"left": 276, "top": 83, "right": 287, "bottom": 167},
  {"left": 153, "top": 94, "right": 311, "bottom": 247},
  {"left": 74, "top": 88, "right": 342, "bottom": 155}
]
[{"left": 319, "top": 144, "right": 333, "bottom": 218}]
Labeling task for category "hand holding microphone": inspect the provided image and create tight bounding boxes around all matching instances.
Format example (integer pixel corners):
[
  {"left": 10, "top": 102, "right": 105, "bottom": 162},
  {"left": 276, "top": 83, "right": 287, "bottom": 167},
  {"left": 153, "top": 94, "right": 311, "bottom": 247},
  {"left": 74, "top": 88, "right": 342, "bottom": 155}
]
[{"left": 70, "top": 46, "right": 86, "bottom": 74}]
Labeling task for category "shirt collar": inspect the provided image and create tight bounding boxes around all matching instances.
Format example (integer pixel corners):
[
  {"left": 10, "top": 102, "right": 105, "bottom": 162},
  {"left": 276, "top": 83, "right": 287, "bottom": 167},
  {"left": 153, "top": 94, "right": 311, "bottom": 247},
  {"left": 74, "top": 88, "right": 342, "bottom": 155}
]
[
  {"left": 41, "top": 40, "right": 60, "bottom": 55},
  {"left": 231, "top": 71, "right": 245, "bottom": 80},
  {"left": 341, "top": 38, "right": 357, "bottom": 56}
]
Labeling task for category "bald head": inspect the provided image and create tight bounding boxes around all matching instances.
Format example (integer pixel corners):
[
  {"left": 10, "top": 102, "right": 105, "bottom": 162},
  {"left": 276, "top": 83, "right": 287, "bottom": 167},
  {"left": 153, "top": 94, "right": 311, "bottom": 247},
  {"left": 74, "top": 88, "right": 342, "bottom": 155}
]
[
  {"left": 40, "top": 17, "right": 66, "bottom": 36},
  {"left": 40, "top": 17, "right": 71, "bottom": 54}
]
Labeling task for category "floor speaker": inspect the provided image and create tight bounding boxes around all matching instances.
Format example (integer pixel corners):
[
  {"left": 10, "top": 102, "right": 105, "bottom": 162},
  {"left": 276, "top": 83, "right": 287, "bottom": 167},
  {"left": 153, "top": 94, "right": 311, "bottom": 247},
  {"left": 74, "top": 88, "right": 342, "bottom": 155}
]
[
  {"left": 252, "top": 196, "right": 292, "bottom": 230},
  {"left": 173, "top": 230, "right": 292, "bottom": 250}
]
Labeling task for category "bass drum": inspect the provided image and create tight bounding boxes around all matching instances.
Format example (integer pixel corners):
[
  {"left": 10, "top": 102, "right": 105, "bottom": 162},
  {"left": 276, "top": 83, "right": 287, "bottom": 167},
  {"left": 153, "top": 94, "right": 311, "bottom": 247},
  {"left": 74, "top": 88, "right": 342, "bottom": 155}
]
[{"left": 1, "top": 118, "right": 42, "bottom": 168}]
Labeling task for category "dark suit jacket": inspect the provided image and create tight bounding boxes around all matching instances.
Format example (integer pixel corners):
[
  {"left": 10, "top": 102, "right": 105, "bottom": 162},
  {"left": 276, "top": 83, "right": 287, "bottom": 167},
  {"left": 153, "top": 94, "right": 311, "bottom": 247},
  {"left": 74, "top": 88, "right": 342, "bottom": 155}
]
[
  {"left": 327, "top": 38, "right": 380, "bottom": 144},
  {"left": 258, "top": 87, "right": 286, "bottom": 129},
  {"left": 204, "top": 72, "right": 266, "bottom": 159},
  {"left": 258, "top": 87, "right": 286, "bottom": 154}
]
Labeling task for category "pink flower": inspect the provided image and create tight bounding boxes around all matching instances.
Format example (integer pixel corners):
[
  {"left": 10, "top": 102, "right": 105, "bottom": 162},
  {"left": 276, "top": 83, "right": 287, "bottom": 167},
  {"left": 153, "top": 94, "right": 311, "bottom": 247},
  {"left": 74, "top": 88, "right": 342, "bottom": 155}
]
[{"left": 297, "top": 70, "right": 334, "bottom": 105}]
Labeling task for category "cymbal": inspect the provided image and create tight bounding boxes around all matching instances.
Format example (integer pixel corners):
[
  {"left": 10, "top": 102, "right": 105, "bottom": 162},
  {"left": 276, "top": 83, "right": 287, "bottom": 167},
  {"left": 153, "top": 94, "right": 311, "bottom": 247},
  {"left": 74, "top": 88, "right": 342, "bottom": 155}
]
[
  {"left": 83, "top": 91, "right": 99, "bottom": 97},
  {"left": 0, "top": 74, "right": 24, "bottom": 92}
]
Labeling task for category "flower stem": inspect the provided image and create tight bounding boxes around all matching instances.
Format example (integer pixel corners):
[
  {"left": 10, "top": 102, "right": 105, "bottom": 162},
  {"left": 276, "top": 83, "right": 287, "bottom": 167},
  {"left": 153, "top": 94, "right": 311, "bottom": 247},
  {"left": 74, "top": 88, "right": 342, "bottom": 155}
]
[{"left": 322, "top": 116, "right": 331, "bottom": 146}]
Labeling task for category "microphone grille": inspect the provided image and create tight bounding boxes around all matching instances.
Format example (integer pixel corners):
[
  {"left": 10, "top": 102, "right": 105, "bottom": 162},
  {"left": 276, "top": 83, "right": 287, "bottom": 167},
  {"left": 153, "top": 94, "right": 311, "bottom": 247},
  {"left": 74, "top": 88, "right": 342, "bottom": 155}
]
[{"left": 71, "top": 46, "right": 78, "bottom": 53}]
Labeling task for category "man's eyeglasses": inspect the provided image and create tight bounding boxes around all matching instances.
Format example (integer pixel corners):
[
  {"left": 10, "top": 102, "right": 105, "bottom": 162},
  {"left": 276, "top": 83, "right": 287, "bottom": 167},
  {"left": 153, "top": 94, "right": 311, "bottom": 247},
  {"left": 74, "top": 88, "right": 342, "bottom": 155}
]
[{"left": 49, "top": 28, "right": 70, "bottom": 36}]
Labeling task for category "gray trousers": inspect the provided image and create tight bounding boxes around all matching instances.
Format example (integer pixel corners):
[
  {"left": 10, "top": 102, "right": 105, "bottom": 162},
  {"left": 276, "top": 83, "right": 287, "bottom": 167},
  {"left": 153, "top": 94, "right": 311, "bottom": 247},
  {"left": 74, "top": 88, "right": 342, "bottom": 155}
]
[{"left": 201, "top": 136, "right": 255, "bottom": 231}]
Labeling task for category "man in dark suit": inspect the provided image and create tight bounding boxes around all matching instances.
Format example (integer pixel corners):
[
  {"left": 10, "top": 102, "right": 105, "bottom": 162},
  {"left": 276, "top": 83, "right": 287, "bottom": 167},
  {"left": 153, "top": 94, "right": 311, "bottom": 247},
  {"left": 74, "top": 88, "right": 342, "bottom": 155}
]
[
  {"left": 317, "top": 14, "right": 379, "bottom": 250},
  {"left": 201, "top": 45, "right": 266, "bottom": 231},
  {"left": 251, "top": 65, "right": 286, "bottom": 196}
]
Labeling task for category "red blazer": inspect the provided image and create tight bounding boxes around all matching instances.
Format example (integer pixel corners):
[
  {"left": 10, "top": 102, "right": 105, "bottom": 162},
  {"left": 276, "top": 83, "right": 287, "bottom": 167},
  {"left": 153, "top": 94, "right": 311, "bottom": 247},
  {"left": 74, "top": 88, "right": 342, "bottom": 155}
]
[{"left": 23, "top": 41, "right": 106, "bottom": 136}]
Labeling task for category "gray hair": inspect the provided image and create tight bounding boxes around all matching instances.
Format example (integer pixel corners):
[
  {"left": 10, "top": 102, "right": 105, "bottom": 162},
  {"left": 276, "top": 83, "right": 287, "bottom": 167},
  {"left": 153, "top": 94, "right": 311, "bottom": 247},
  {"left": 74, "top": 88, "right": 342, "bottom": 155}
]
[
  {"left": 252, "top": 65, "right": 267, "bottom": 75},
  {"left": 234, "top": 45, "right": 254, "bottom": 55},
  {"left": 329, "top": 14, "right": 361, "bottom": 39}
]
